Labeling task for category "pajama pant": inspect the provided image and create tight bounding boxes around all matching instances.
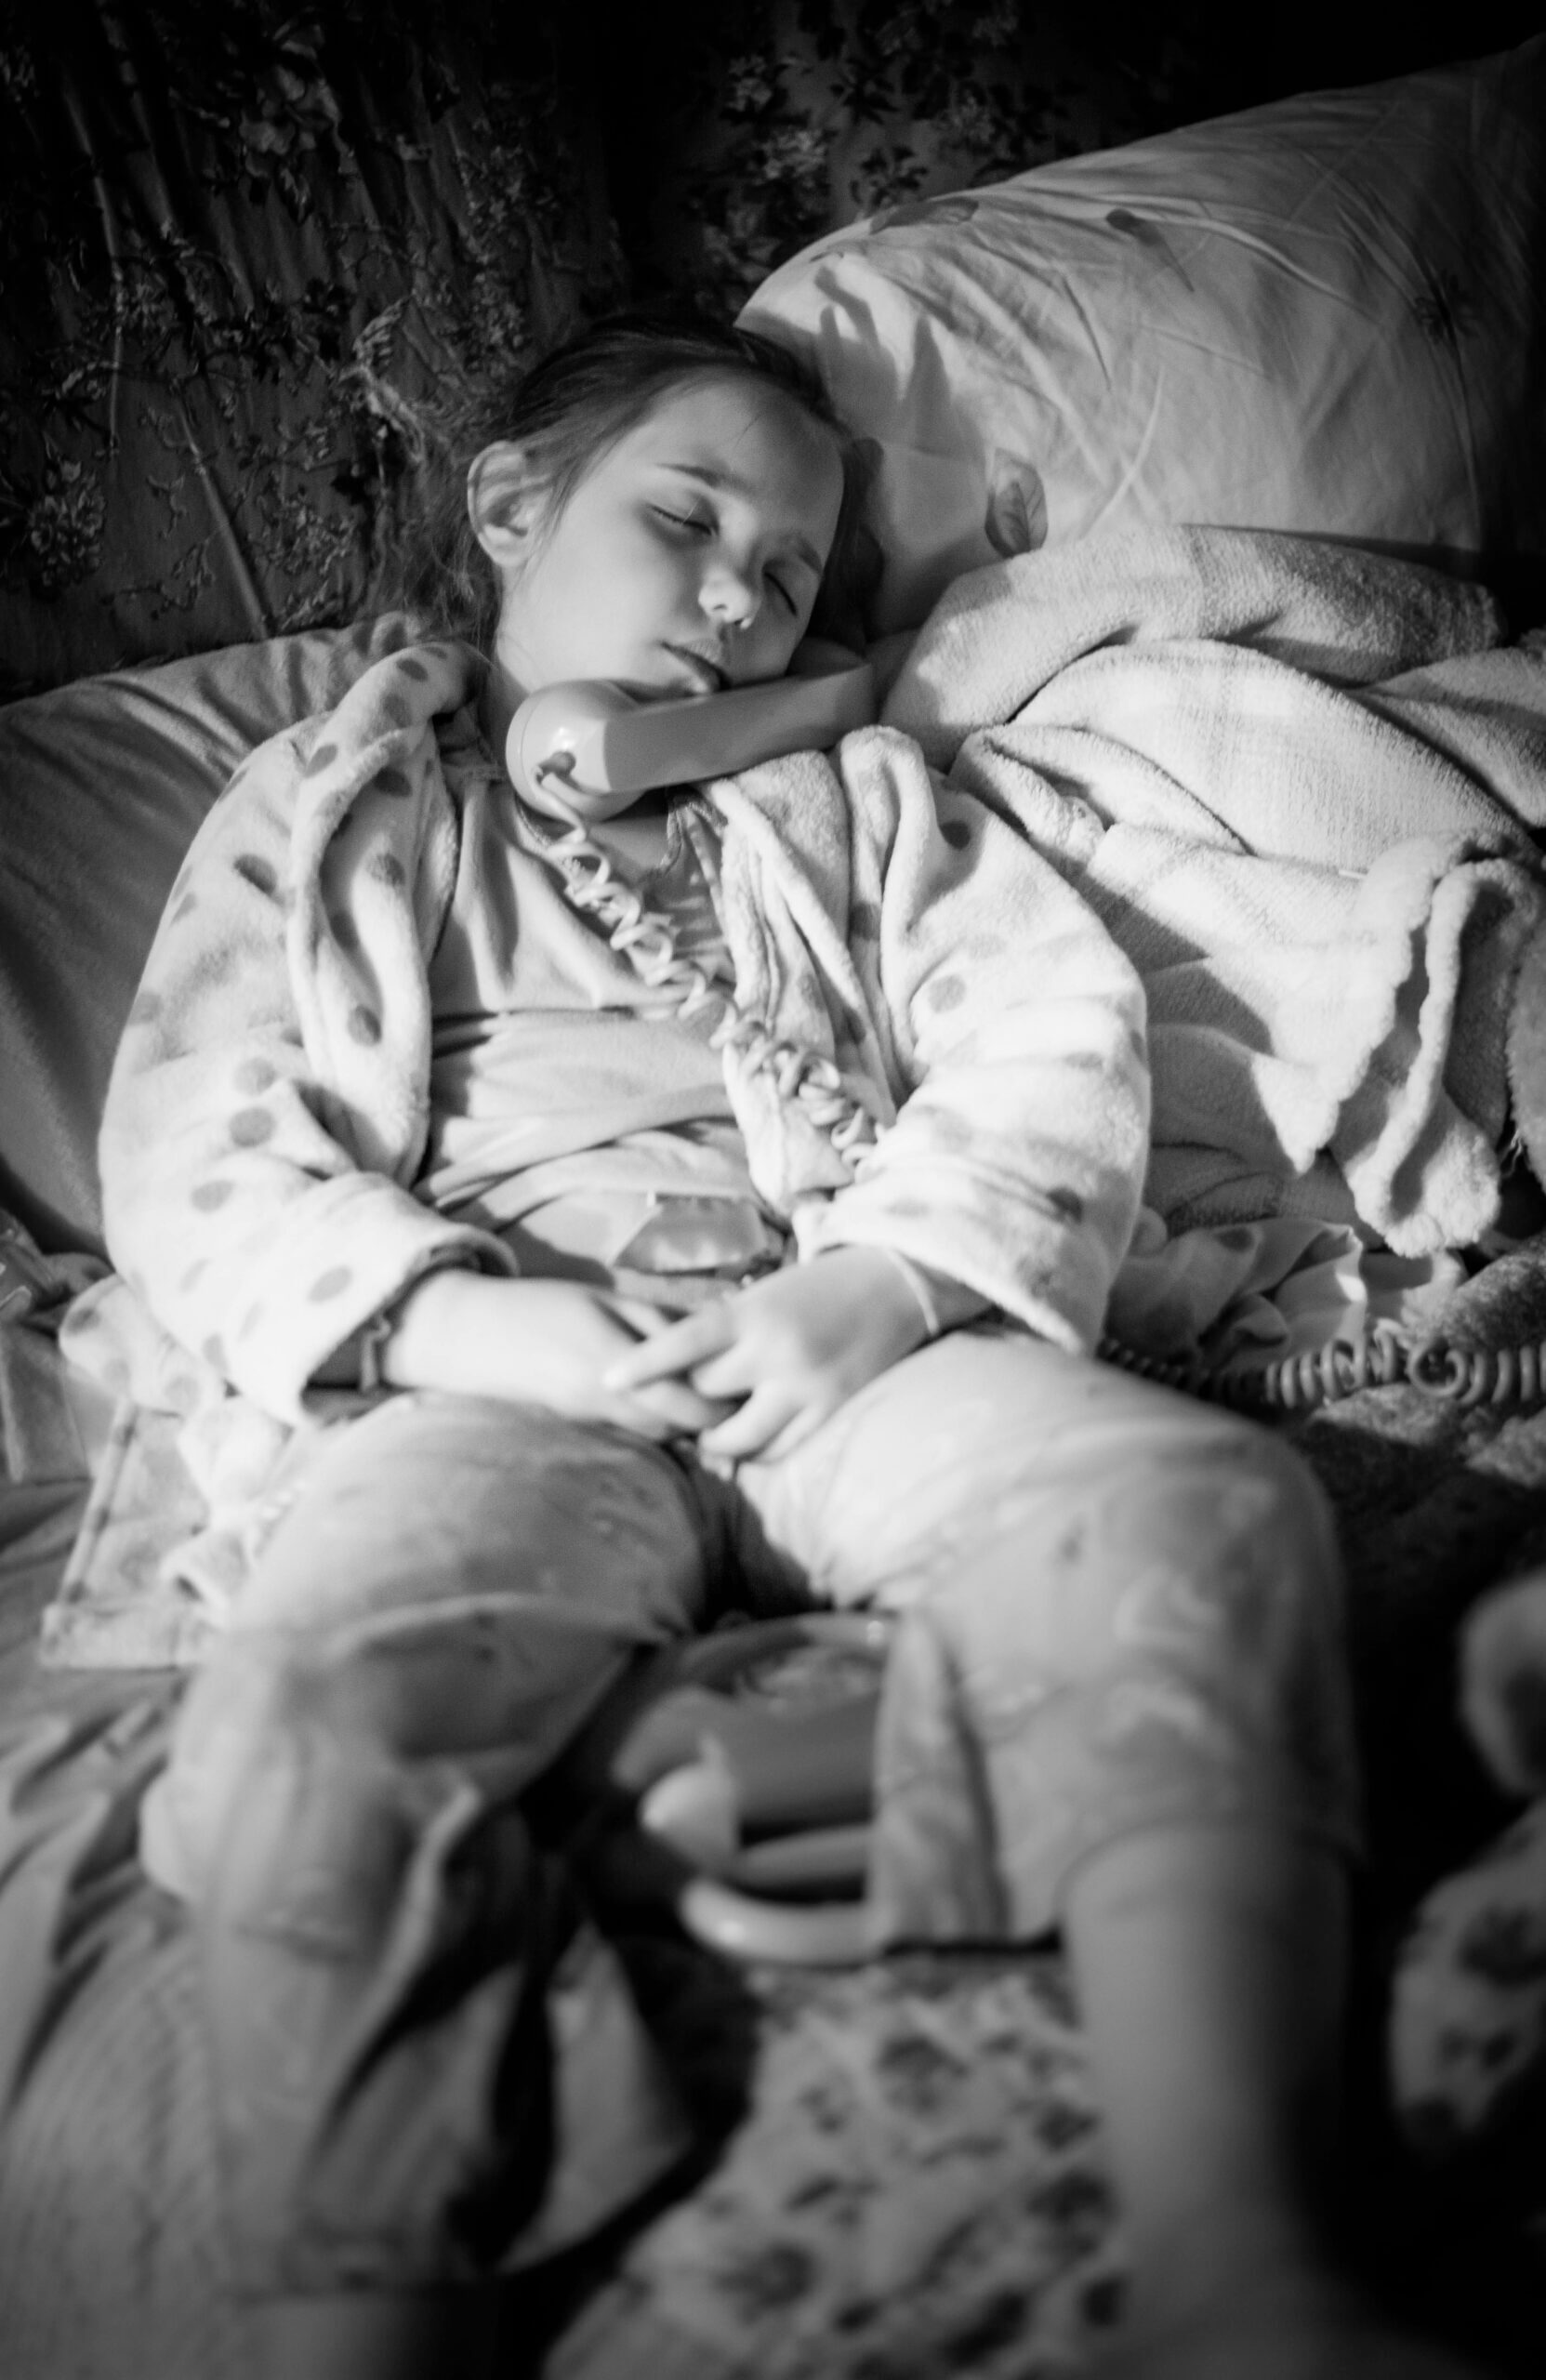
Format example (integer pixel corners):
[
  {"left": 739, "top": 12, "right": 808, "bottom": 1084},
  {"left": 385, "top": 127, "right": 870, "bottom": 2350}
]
[{"left": 8, "top": 1331, "right": 1362, "bottom": 2312}]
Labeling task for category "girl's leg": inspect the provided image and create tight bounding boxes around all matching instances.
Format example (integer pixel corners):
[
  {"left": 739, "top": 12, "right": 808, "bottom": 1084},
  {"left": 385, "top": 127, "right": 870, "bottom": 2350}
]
[
  {"left": 732, "top": 1331, "right": 1489, "bottom": 2377},
  {"left": 151, "top": 1391, "right": 711, "bottom": 2380},
  {"left": 143, "top": 1388, "right": 707, "bottom": 1895},
  {"left": 1065, "top": 1829, "right": 1488, "bottom": 2377}
]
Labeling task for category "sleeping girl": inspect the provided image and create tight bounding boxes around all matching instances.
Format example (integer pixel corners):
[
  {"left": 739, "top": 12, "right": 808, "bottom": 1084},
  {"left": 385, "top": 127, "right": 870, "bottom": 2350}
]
[{"left": 86, "top": 311, "right": 1495, "bottom": 2380}]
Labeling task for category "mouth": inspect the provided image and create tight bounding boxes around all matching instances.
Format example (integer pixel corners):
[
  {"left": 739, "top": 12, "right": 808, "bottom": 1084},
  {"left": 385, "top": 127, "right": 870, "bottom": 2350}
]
[{"left": 664, "top": 646, "right": 730, "bottom": 695}]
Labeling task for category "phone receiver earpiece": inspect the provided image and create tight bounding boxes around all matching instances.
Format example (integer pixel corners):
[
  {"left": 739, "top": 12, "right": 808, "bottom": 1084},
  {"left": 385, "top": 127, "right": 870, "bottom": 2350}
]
[
  {"left": 507, "top": 681, "right": 641, "bottom": 807},
  {"left": 507, "top": 655, "right": 876, "bottom": 809}
]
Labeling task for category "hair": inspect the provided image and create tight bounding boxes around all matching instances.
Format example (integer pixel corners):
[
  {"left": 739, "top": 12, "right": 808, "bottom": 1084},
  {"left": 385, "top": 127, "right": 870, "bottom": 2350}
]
[{"left": 390, "top": 306, "right": 879, "bottom": 656}]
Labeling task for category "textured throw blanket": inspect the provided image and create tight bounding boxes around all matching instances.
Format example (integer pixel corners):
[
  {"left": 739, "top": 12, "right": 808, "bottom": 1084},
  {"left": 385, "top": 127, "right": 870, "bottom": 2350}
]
[{"left": 883, "top": 526, "right": 1546, "bottom": 1261}]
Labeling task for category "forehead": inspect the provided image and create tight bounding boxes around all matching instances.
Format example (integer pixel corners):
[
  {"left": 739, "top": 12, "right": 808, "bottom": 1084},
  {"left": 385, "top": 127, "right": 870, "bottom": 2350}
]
[{"left": 614, "top": 374, "right": 843, "bottom": 533}]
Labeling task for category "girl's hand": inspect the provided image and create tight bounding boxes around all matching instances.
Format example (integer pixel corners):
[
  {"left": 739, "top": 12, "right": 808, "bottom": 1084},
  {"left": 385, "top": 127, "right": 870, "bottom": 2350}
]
[
  {"left": 601, "top": 1246, "right": 931, "bottom": 1462},
  {"left": 381, "top": 1271, "right": 731, "bottom": 1441}
]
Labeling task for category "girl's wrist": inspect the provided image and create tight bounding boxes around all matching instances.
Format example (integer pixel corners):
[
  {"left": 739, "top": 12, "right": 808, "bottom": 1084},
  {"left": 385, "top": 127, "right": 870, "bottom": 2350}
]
[
  {"left": 825, "top": 1244, "right": 992, "bottom": 1342},
  {"left": 324, "top": 1265, "right": 483, "bottom": 1395},
  {"left": 377, "top": 1265, "right": 481, "bottom": 1388},
  {"left": 872, "top": 1246, "right": 944, "bottom": 1341}
]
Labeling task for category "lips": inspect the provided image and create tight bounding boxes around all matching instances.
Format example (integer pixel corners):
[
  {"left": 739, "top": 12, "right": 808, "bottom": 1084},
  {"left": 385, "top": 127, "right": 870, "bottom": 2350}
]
[{"left": 665, "top": 645, "right": 730, "bottom": 694}]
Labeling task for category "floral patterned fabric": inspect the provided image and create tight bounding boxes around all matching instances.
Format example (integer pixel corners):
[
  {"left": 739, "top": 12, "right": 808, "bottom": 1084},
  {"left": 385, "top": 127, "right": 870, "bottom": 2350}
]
[
  {"left": 1, "top": 0, "right": 625, "bottom": 698},
  {"left": 542, "top": 1953, "right": 1125, "bottom": 2380}
]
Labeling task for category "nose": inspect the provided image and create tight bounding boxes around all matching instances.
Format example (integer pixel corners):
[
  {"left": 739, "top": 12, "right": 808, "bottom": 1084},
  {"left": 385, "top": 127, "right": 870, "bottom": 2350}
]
[{"left": 700, "top": 557, "right": 760, "bottom": 631}]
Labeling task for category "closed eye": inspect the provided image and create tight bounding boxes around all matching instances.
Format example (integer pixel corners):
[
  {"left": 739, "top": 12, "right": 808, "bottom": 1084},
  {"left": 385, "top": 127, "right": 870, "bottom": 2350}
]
[
  {"left": 653, "top": 506, "right": 711, "bottom": 537},
  {"left": 654, "top": 504, "right": 805, "bottom": 614}
]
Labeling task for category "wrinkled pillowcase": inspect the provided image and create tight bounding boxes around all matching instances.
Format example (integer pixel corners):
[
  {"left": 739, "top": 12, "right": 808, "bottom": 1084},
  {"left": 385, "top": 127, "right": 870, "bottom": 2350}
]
[
  {"left": 0, "top": 615, "right": 415, "bottom": 1254},
  {"left": 743, "top": 39, "right": 1546, "bottom": 636}
]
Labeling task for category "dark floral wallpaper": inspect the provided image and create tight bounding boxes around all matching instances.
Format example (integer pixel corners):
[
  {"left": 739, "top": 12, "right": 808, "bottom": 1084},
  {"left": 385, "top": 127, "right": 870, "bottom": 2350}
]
[
  {"left": 0, "top": 0, "right": 629, "bottom": 694},
  {"left": 2, "top": 0, "right": 1540, "bottom": 698},
  {"left": 592, "top": 2, "right": 1228, "bottom": 313}
]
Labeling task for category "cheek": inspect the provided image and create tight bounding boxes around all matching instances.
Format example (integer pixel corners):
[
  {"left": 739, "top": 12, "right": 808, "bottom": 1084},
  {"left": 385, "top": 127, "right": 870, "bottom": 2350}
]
[
  {"left": 756, "top": 605, "right": 807, "bottom": 668},
  {"left": 569, "top": 526, "right": 682, "bottom": 634},
  {"left": 515, "top": 549, "right": 648, "bottom": 673}
]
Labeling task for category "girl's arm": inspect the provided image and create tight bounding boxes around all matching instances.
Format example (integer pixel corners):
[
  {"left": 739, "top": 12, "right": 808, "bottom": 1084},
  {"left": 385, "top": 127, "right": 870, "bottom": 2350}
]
[
  {"left": 366, "top": 1267, "right": 726, "bottom": 1438},
  {"left": 99, "top": 718, "right": 714, "bottom": 1437},
  {"left": 99, "top": 721, "right": 502, "bottom": 1422},
  {"left": 799, "top": 737, "right": 1152, "bottom": 1353}
]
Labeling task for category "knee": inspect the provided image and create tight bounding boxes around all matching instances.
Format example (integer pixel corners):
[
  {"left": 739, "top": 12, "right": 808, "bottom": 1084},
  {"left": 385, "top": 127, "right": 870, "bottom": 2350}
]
[
  {"left": 1123, "top": 1417, "right": 1349, "bottom": 1727},
  {"left": 142, "top": 1594, "right": 641, "bottom": 1904},
  {"left": 140, "top": 1630, "right": 360, "bottom": 1900},
  {"left": 1199, "top": 1420, "right": 1338, "bottom": 1574},
  {"left": 1165, "top": 1412, "right": 1339, "bottom": 1599},
  {"left": 1015, "top": 1406, "right": 1346, "bottom": 1722}
]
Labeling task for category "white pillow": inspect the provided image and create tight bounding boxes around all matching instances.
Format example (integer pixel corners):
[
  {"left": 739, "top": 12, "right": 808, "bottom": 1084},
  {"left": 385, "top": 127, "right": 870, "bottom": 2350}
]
[{"left": 743, "top": 39, "right": 1546, "bottom": 636}]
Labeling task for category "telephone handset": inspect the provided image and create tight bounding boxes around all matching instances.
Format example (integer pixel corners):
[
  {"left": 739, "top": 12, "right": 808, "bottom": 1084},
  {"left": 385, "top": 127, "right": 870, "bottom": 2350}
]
[{"left": 507, "top": 641, "right": 875, "bottom": 823}]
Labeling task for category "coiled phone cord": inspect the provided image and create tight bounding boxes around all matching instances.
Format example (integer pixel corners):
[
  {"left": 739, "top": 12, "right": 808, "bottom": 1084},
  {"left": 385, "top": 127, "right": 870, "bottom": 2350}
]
[
  {"left": 536, "top": 789, "right": 1546, "bottom": 1417},
  {"left": 541, "top": 800, "right": 878, "bottom": 1156},
  {"left": 1098, "top": 1326, "right": 1546, "bottom": 1415}
]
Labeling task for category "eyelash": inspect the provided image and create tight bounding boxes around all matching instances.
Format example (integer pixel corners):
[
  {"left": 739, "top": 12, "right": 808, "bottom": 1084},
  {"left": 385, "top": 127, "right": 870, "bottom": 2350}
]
[{"left": 653, "top": 509, "right": 799, "bottom": 612}]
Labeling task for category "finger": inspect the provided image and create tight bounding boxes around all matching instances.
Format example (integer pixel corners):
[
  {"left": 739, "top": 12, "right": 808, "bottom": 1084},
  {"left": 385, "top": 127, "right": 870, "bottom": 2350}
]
[
  {"left": 632, "top": 1377, "right": 739, "bottom": 1434},
  {"left": 747, "top": 1405, "right": 829, "bottom": 1464},
  {"left": 603, "top": 1296, "right": 679, "bottom": 1340},
  {"left": 696, "top": 1383, "right": 807, "bottom": 1464},
  {"left": 682, "top": 1342, "right": 767, "bottom": 1399},
  {"left": 603, "top": 1303, "right": 736, "bottom": 1389},
  {"left": 591, "top": 1390, "right": 705, "bottom": 1444},
  {"left": 601, "top": 1361, "right": 727, "bottom": 1430},
  {"left": 581, "top": 1394, "right": 678, "bottom": 1443}
]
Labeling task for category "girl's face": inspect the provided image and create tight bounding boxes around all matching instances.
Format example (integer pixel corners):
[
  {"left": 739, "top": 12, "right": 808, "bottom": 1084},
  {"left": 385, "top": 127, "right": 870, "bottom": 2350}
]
[{"left": 475, "top": 374, "right": 846, "bottom": 699}]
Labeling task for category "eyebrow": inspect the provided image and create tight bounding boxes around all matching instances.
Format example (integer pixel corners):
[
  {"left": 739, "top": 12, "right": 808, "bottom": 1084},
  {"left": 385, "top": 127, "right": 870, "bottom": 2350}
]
[{"left": 662, "top": 463, "right": 827, "bottom": 577}]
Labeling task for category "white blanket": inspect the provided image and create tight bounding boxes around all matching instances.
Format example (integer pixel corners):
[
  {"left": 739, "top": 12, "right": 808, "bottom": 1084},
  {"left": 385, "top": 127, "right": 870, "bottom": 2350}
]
[{"left": 885, "top": 527, "right": 1546, "bottom": 1259}]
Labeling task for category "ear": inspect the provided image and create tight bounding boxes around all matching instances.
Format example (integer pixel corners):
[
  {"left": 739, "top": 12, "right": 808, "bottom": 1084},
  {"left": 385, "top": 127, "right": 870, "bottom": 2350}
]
[{"left": 466, "top": 442, "right": 547, "bottom": 567}]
